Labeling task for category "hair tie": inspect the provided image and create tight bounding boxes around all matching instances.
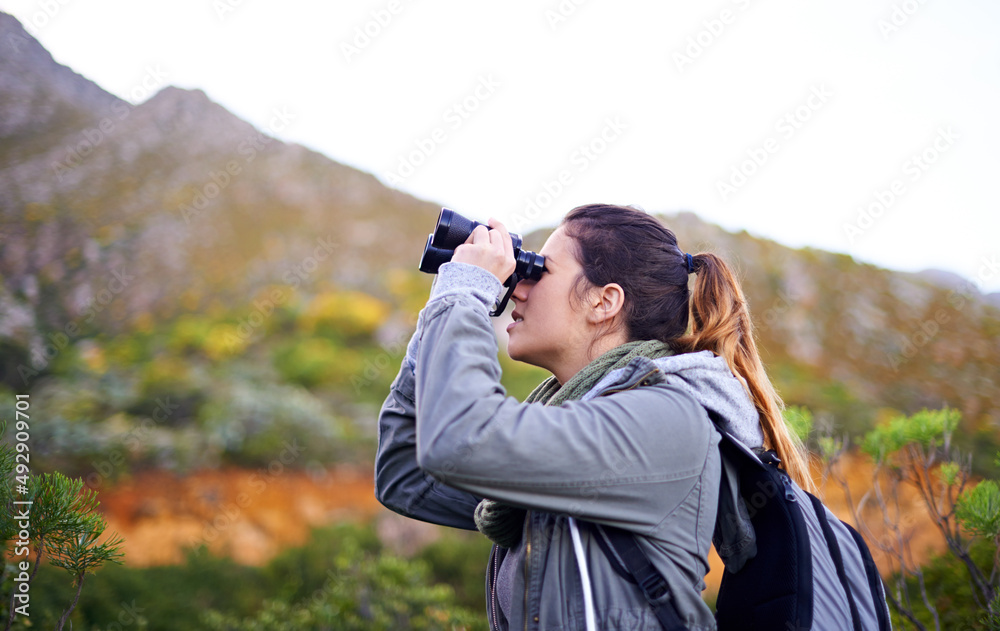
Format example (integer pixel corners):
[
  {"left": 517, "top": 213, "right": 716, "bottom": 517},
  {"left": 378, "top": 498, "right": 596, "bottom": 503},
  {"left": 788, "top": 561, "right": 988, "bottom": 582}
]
[{"left": 685, "top": 252, "right": 694, "bottom": 274}]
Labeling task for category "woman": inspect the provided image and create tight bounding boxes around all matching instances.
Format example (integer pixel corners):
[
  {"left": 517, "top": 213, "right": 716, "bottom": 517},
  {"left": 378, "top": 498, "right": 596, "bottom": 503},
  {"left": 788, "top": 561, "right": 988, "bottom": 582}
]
[{"left": 375, "top": 204, "right": 812, "bottom": 630}]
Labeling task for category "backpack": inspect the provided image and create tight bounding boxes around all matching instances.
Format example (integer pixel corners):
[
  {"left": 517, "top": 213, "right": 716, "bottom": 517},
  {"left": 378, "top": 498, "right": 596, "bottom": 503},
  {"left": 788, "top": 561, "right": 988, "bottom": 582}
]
[{"left": 591, "top": 429, "right": 892, "bottom": 630}]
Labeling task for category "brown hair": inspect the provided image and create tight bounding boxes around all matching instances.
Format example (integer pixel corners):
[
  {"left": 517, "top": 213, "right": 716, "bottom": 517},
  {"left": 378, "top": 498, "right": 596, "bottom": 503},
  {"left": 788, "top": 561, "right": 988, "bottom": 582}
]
[{"left": 561, "top": 204, "right": 815, "bottom": 492}]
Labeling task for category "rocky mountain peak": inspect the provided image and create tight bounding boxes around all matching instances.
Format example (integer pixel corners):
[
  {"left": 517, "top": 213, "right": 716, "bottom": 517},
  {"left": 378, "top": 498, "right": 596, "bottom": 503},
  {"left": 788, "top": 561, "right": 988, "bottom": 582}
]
[
  {"left": 130, "top": 86, "right": 258, "bottom": 147},
  {"left": 0, "top": 13, "right": 124, "bottom": 140}
]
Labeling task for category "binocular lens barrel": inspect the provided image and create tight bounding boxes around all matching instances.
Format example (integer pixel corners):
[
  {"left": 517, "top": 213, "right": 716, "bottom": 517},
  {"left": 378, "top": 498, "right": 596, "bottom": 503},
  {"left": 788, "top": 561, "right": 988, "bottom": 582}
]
[
  {"left": 418, "top": 208, "right": 543, "bottom": 281},
  {"left": 418, "top": 235, "right": 454, "bottom": 275},
  {"left": 432, "top": 208, "right": 523, "bottom": 251},
  {"left": 431, "top": 208, "right": 477, "bottom": 250},
  {"left": 514, "top": 248, "right": 546, "bottom": 282}
]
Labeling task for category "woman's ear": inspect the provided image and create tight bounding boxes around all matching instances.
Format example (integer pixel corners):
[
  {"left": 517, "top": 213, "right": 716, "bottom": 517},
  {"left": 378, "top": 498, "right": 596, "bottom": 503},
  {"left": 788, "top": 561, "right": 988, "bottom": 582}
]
[{"left": 588, "top": 283, "right": 625, "bottom": 325}]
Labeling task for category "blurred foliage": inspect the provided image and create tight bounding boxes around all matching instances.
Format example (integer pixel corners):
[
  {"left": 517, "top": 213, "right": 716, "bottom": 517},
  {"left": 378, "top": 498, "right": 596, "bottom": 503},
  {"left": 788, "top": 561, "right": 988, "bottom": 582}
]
[
  {"left": 300, "top": 290, "right": 390, "bottom": 340},
  {"left": 860, "top": 408, "right": 961, "bottom": 464},
  {"left": 818, "top": 405, "right": 1000, "bottom": 629},
  {"left": 782, "top": 405, "right": 814, "bottom": 443},
  {"left": 957, "top": 481, "right": 1000, "bottom": 540},
  {"left": 273, "top": 336, "right": 364, "bottom": 389},
  {"left": 414, "top": 532, "right": 495, "bottom": 612},
  {"left": 886, "top": 538, "right": 997, "bottom": 631},
  {"left": 23, "top": 521, "right": 487, "bottom": 631},
  {"left": 203, "top": 547, "right": 485, "bottom": 631},
  {"left": 8, "top": 273, "right": 562, "bottom": 478}
]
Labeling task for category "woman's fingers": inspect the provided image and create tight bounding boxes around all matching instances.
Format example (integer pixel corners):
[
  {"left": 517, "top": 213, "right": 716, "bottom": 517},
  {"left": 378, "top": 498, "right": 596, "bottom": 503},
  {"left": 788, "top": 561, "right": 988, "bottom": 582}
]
[
  {"left": 467, "top": 224, "right": 490, "bottom": 244},
  {"left": 453, "top": 219, "right": 516, "bottom": 282},
  {"left": 485, "top": 218, "right": 515, "bottom": 280},
  {"left": 488, "top": 218, "right": 515, "bottom": 258}
]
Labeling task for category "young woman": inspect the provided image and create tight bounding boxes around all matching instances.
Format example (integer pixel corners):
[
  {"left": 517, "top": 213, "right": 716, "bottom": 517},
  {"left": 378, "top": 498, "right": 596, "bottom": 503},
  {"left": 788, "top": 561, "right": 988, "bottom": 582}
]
[{"left": 375, "top": 204, "right": 812, "bottom": 630}]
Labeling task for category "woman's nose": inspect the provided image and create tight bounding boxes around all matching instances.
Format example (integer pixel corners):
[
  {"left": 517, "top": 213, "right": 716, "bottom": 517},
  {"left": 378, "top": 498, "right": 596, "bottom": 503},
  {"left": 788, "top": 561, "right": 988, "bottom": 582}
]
[{"left": 512, "top": 278, "right": 535, "bottom": 303}]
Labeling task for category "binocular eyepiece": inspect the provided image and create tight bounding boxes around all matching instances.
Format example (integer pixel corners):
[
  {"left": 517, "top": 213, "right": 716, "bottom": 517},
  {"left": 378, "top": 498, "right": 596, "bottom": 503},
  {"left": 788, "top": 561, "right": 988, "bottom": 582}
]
[{"left": 419, "top": 208, "right": 546, "bottom": 316}]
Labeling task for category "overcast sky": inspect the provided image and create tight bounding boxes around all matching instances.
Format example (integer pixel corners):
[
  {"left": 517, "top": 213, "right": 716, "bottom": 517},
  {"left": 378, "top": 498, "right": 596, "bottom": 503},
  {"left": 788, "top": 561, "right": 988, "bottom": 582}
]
[{"left": 4, "top": 0, "right": 999, "bottom": 292}]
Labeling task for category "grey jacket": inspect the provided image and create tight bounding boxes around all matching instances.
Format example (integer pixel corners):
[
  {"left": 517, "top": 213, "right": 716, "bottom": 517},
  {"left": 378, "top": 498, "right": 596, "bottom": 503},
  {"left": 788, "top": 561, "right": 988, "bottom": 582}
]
[{"left": 375, "top": 263, "right": 764, "bottom": 631}]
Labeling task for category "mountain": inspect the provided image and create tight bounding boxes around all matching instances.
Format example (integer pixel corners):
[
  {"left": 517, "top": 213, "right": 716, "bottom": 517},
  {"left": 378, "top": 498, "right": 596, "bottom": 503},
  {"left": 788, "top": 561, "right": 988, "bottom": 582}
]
[
  {"left": 0, "top": 12, "right": 440, "bottom": 384},
  {"left": 1, "top": 12, "right": 998, "bottom": 458}
]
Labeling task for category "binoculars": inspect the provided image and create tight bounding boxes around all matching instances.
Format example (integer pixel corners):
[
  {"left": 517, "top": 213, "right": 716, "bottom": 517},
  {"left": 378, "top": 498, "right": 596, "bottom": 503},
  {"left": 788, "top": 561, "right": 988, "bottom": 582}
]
[{"left": 419, "top": 208, "right": 546, "bottom": 316}]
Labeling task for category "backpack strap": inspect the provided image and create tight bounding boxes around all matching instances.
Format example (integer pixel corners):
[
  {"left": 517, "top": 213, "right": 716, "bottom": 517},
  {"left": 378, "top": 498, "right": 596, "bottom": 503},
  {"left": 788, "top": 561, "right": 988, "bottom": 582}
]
[
  {"left": 592, "top": 524, "right": 688, "bottom": 631},
  {"left": 842, "top": 521, "right": 892, "bottom": 631},
  {"left": 589, "top": 522, "right": 638, "bottom": 584},
  {"left": 807, "top": 494, "right": 862, "bottom": 631}
]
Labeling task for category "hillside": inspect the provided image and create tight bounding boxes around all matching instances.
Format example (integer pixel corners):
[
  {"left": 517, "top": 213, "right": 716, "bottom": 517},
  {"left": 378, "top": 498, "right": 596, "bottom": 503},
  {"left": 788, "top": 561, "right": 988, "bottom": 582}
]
[
  {"left": 1, "top": 9, "right": 999, "bottom": 482},
  {"left": 0, "top": 12, "right": 440, "bottom": 388}
]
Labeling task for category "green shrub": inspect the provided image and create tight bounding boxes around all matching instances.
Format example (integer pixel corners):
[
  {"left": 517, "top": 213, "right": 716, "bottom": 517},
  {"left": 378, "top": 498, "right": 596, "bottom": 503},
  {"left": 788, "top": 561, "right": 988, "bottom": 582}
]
[
  {"left": 782, "top": 405, "right": 814, "bottom": 443},
  {"left": 204, "top": 542, "right": 486, "bottom": 631},
  {"left": 415, "top": 532, "right": 494, "bottom": 612},
  {"left": 20, "top": 522, "right": 490, "bottom": 631},
  {"left": 886, "top": 538, "right": 996, "bottom": 631},
  {"left": 861, "top": 407, "right": 961, "bottom": 463}
]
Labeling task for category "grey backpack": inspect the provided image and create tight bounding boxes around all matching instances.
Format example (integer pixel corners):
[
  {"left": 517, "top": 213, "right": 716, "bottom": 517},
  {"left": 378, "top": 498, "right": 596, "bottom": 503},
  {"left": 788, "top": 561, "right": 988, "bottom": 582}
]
[{"left": 590, "top": 429, "right": 892, "bottom": 630}]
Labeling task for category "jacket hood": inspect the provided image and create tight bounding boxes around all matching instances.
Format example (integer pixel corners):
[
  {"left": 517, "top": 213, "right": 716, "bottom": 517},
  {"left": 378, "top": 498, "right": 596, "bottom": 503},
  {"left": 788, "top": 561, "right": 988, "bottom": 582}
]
[
  {"left": 584, "top": 349, "right": 764, "bottom": 450},
  {"left": 651, "top": 350, "right": 764, "bottom": 449},
  {"left": 584, "top": 349, "right": 764, "bottom": 573}
]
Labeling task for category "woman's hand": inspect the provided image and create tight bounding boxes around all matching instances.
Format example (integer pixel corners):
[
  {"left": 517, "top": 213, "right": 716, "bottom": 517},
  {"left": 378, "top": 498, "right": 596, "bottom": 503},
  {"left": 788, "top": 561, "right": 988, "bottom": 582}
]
[{"left": 451, "top": 218, "right": 516, "bottom": 283}]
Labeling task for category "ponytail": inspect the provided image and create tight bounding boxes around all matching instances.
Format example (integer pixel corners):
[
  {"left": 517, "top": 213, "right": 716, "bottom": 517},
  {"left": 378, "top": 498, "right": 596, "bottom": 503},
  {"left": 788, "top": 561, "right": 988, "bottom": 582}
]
[
  {"left": 676, "top": 253, "right": 816, "bottom": 493},
  {"left": 560, "top": 204, "right": 814, "bottom": 491}
]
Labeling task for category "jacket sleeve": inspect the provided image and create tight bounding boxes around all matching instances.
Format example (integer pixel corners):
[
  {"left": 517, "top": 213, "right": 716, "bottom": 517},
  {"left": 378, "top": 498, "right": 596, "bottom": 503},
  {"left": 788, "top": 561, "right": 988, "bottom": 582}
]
[
  {"left": 374, "top": 279, "right": 487, "bottom": 530},
  {"left": 413, "top": 265, "right": 716, "bottom": 533}
]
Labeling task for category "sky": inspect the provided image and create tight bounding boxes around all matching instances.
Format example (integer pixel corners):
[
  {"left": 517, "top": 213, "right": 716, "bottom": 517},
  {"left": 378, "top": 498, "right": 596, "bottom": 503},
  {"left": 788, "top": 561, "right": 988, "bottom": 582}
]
[{"left": 3, "top": 0, "right": 1000, "bottom": 292}]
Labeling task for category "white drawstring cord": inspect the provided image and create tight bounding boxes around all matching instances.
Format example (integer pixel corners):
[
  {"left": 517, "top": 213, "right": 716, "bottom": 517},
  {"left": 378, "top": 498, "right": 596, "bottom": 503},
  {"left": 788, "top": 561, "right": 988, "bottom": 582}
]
[{"left": 567, "top": 516, "right": 597, "bottom": 631}]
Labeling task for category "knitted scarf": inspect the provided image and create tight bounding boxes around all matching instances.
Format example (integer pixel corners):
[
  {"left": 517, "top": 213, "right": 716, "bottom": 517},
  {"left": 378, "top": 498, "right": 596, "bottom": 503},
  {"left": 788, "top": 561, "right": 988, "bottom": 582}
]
[{"left": 474, "top": 339, "right": 674, "bottom": 548}]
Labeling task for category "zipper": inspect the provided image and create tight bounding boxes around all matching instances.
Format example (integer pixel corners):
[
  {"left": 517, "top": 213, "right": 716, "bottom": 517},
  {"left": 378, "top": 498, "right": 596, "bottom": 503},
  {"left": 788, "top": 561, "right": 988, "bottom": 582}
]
[
  {"left": 523, "top": 511, "right": 532, "bottom": 631},
  {"left": 597, "top": 368, "right": 661, "bottom": 397},
  {"left": 779, "top": 470, "right": 797, "bottom": 502},
  {"left": 515, "top": 367, "right": 655, "bottom": 630},
  {"left": 489, "top": 544, "right": 500, "bottom": 631}
]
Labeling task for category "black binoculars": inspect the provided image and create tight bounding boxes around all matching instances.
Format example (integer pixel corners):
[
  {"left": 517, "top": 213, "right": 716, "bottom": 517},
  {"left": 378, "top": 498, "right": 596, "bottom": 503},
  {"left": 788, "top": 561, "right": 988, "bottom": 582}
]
[{"left": 419, "top": 208, "right": 546, "bottom": 316}]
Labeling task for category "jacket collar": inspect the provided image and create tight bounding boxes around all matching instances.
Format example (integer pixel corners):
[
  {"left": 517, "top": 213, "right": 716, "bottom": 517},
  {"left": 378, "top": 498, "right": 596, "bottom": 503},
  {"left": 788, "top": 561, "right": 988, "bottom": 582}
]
[
  {"left": 582, "top": 356, "right": 664, "bottom": 401},
  {"left": 582, "top": 354, "right": 760, "bottom": 573}
]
